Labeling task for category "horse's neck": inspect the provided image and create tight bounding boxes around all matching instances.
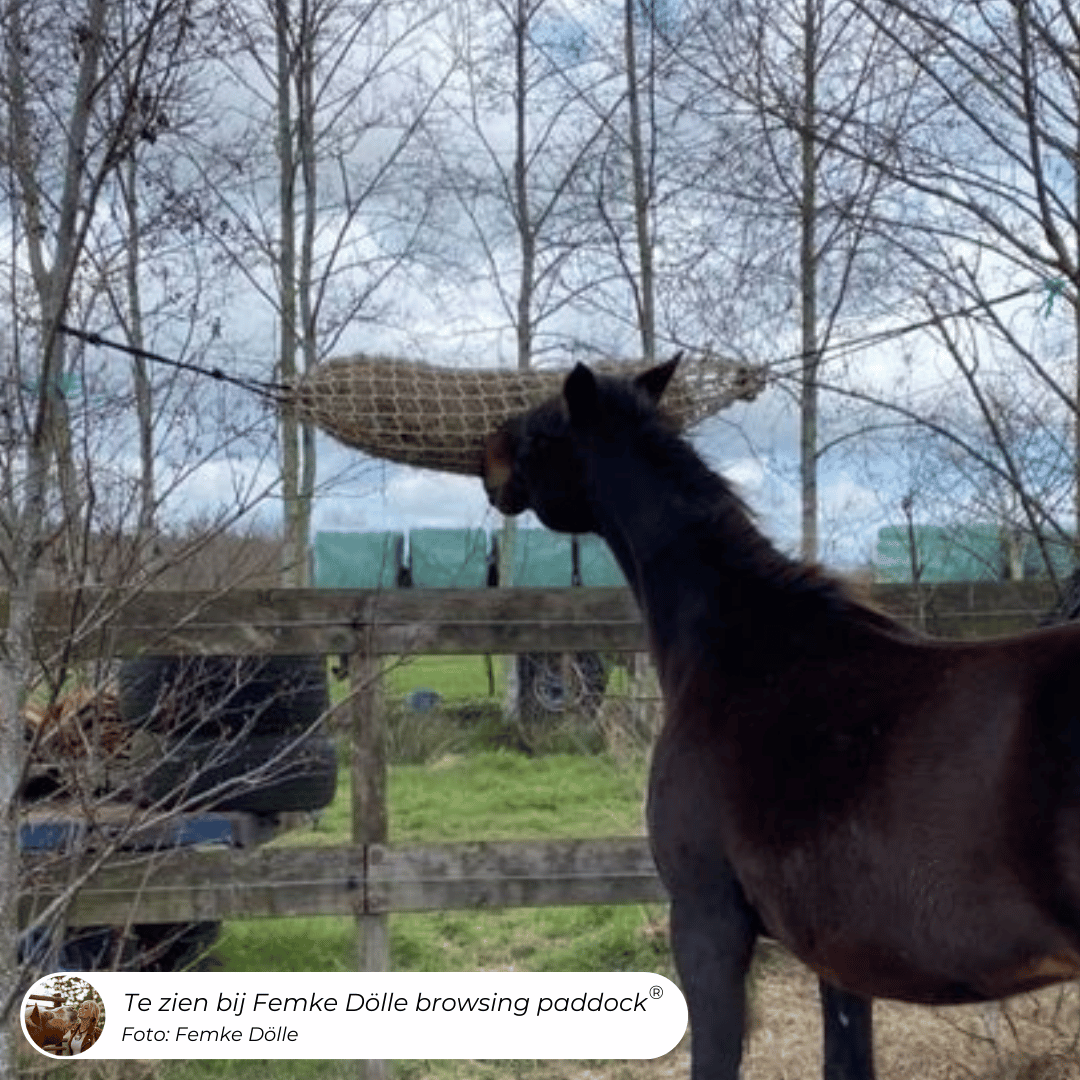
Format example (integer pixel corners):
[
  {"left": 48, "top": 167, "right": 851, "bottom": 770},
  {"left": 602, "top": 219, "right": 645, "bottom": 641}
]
[
  {"left": 593, "top": 454, "right": 793, "bottom": 669},
  {"left": 595, "top": 458, "right": 903, "bottom": 695}
]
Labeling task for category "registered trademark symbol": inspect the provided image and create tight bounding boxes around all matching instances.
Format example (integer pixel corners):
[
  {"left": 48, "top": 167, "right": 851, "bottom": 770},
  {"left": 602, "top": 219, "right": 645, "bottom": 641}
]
[{"left": 649, "top": 985, "right": 663, "bottom": 999}]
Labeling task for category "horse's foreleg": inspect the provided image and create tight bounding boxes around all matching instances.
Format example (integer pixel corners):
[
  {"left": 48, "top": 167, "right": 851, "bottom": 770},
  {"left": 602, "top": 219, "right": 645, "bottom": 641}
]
[
  {"left": 819, "top": 980, "right": 875, "bottom": 1080},
  {"left": 669, "top": 883, "right": 758, "bottom": 1080}
]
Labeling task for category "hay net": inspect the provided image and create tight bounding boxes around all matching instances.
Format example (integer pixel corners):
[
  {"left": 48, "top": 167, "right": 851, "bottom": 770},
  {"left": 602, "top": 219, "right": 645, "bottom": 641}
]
[{"left": 288, "top": 352, "right": 766, "bottom": 476}]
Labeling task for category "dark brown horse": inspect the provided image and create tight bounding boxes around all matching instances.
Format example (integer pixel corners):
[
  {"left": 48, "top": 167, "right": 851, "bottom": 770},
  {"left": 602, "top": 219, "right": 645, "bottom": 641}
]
[{"left": 482, "top": 357, "right": 1080, "bottom": 1080}]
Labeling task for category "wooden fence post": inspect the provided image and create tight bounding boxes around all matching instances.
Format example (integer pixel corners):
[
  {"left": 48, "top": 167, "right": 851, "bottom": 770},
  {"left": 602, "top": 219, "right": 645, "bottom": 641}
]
[{"left": 350, "top": 648, "right": 388, "bottom": 1080}]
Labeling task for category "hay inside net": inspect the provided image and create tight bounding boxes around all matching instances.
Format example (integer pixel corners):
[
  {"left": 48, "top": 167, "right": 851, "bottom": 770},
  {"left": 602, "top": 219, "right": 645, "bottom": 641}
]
[{"left": 288, "top": 353, "right": 766, "bottom": 475}]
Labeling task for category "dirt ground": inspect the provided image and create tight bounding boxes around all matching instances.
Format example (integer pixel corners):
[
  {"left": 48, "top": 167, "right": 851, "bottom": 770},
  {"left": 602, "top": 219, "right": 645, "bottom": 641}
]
[{"left": 566, "top": 944, "right": 1080, "bottom": 1080}]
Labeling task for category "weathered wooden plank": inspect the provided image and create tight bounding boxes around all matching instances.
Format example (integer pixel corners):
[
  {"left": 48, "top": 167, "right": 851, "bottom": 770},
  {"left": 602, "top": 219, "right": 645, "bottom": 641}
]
[
  {"left": 350, "top": 650, "right": 390, "bottom": 993},
  {"left": 20, "top": 844, "right": 366, "bottom": 926},
  {"left": 349, "top": 648, "right": 390, "bottom": 1080},
  {"left": 367, "top": 837, "right": 664, "bottom": 913},
  {"left": 21, "top": 838, "right": 664, "bottom": 926},
  {"left": 872, "top": 581, "right": 1057, "bottom": 638},
  {"left": 7, "top": 581, "right": 1061, "bottom": 662},
  {"left": 12, "top": 587, "right": 647, "bottom": 658}
]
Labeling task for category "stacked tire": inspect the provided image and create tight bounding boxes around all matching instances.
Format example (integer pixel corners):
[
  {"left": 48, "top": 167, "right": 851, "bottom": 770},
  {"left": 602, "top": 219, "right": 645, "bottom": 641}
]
[{"left": 118, "top": 654, "right": 337, "bottom": 813}]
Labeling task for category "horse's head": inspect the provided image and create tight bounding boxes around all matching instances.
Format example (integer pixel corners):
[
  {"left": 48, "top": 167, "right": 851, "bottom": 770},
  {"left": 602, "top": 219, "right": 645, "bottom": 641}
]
[
  {"left": 25, "top": 1003, "right": 76, "bottom": 1048},
  {"left": 482, "top": 357, "right": 679, "bottom": 533}
]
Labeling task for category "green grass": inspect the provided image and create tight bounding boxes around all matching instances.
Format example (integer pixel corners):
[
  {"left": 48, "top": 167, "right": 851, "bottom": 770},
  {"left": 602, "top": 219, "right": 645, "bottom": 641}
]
[
  {"left": 390, "top": 902, "right": 669, "bottom": 974},
  {"left": 382, "top": 655, "right": 498, "bottom": 702},
  {"left": 391, "top": 750, "right": 646, "bottom": 842},
  {"left": 234, "top": 750, "right": 654, "bottom": 963},
  {"left": 270, "top": 751, "right": 647, "bottom": 849},
  {"left": 158, "top": 1062, "right": 353, "bottom": 1080},
  {"left": 377, "top": 654, "right": 632, "bottom": 704},
  {"left": 329, "top": 650, "right": 645, "bottom": 763},
  {"left": 224, "top": 749, "right": 654, "bottom": 972},
  {"left": 208, "top": 900, "right": 667, "bottom": 980}
]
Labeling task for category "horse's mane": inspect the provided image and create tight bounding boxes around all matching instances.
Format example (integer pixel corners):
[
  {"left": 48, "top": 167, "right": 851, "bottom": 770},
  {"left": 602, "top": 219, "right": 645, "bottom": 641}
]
[{"left": 601, "top": 374, "right": 908, "bottom": 638}]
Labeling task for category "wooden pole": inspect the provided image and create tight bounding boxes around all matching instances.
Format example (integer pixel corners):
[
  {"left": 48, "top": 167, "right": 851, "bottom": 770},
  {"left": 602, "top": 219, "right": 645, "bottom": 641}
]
[{"left": 350, "top": 648, "right": 388, "bottom": 1080}]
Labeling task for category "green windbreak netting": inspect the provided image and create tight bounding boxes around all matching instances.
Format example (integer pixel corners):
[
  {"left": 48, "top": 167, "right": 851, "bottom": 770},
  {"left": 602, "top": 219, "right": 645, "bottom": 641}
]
[
  {"left": 409, "top": 528, "right": 491, "bottom": 588},
  {"left": 575, "top": 534, "right": 627, "bottom": 587},
  {"left": 512, "top": 529, "right": 573, "bottom": 587},
  {"left": 313, "top": 531, "right": 405, "bottom": 588},
  {"left": 511, "top": 530, "right": 626, "bottom": 587},
  {"left": 313, "top": 528, "right": 627, "bottom": 589},
  {"left": 875, "top": 524, "right": 1075, "bottom": 584}
]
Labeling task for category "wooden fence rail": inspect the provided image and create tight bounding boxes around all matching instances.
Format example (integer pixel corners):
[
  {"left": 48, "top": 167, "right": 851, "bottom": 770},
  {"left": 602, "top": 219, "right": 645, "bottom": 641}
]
[
  {"left": 21, "top": 837, "right": 664, "bottom": 927},
  {"left": 18, "top": 586, "right": 647, "bottom": 659},
  {"left": 10, "top": 579, "right": 1059, "bottom": 659}
]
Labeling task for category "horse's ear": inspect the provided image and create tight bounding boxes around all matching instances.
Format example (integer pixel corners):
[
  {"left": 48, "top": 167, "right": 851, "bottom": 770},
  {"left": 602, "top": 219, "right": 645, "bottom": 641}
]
[
  {"left": 634, "top": 353, "right": 680, "bottom": 404},
  {"left": 564, "top": 363, "right": 600, "bottom": 427}
]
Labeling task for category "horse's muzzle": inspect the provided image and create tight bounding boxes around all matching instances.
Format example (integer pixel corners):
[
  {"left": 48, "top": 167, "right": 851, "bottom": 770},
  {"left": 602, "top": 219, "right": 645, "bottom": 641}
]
[{"left": 482, "top": 429, "right": 527, "bottom": 514}]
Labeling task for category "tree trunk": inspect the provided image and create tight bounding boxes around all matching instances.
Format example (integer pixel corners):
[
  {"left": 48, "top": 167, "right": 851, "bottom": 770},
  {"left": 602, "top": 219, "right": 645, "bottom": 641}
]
[
  {"left": 1074, "top": 120, "right": 1080, "bottom": 567},
  {"left": 295, "top": 10, "right": 315, "bottom": 583},
  {"left": 275, "top": 0, "right": 304, "bottom": 586},
  {"left": 297, "top": 4, "right": 318, "bottom": 588},
  {"left": 121, "top": 153, "right": 156, "bottom": 539},
  {"left": 624, "top": 0, "right": 656, "bottom": 361},
  {"left": 0, "top": 1, "right": 108, "bottom": 1066},
  {"left": 799, "top": 0, "right": 820, "bottom": 563},
  {"left": 0, "top": 644, "right": 26, "bottom": 1070},
  {"left": 512, "top": 0, "right": 534, "bottom": 375}
]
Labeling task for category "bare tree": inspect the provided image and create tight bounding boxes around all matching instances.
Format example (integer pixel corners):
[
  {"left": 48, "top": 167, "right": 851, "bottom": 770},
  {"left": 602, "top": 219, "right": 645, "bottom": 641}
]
[
  {"left": 619, "top": 0, "right": 657, "bottom": 360},
  {"left": 583, "top": 0, "right": 674, "bottom": 363},
  {"left": 428, "top": 0, "right": 631, "bottom": 368},
  {"left": 0, "top": 3, "right": 344, "bottom": 1066},
  {"left": 670, "top": 0, "right": 921, "bottom": 560},
  {"left": 0, "top": 0, "right": 215, "bottom": 1066},
  {"left": 187, "top": 0, "right": 449, "bottom": 585},
  {"left": 819, "top": 1, "right": 1080, "bottom": 574}
]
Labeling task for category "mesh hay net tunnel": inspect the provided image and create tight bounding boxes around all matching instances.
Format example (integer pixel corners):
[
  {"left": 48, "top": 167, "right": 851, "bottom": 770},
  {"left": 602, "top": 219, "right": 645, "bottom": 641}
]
[{"left": 287, "top": 353, "right": 766, "bottom": 475}]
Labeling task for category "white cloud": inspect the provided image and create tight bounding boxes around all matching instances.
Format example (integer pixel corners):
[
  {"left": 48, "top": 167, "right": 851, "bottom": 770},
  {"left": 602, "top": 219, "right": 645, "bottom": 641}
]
[
  {"left": 158, "top": 455, "right": 280, "bottom": 528},
  {"left": 314, "top": 459, "right": 495, "bottom": 534}
]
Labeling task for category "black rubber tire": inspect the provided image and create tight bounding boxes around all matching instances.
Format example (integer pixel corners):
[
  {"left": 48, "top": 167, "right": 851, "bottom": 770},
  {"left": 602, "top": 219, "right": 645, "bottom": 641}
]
[
  {"left": 131, "top": 921, "right": 222, "bottom": 972},
  {"left": 118, "top": 654, "right": 337, "bottom": 812},
  {"left": 140, "top": 731, "right": 338, "bottom": 812},
  {"left": 54, "top": 922, "right": 222, "bottom": 972},
  {"left": 118, "top": 655, "right": 329, "bottom": 738},
  {"left": 517, "top": 651, "right": 608, "bottom": 721}
]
